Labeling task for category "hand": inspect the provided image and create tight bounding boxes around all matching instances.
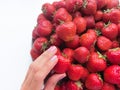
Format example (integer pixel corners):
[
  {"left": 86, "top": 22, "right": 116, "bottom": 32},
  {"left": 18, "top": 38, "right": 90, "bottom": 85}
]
[{"left": 21, "top": 46, "right": 66, "bottom": 90}]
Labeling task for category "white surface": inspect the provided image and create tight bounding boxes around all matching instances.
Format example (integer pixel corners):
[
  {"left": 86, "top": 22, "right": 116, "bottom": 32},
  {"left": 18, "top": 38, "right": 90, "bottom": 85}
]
[{"left": 0, "top": 0, "right": 55, "bottom": 90}]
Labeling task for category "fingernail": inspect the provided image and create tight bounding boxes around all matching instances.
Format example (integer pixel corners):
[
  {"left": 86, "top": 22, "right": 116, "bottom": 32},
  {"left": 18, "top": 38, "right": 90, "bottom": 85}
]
[
  {"left": 48, "top": 46, "right": 57, "bottom": 52},
  {"left": 50, "top": 55, "right": 58, "bottom": 61},
  {"left": 58, "top": 73, "right": 66, "bottom": 80}
]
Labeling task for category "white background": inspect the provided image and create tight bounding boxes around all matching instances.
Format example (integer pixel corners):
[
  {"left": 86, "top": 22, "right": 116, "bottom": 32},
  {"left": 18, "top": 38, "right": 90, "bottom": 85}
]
[{"left": 0, "top": 0, "right": 55, "bottom": 90}]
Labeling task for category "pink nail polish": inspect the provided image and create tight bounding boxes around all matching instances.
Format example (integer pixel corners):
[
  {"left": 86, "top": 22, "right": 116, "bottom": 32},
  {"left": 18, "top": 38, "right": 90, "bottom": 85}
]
[
  {"left": 50, "top": 55, "right": 58, "bottom": 61},
  {"left": 48, "top": 46, "right": 57, "bottom": 52}
]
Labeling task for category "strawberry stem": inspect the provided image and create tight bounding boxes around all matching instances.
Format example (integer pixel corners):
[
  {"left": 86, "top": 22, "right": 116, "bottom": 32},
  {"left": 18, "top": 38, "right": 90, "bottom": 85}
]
[
  {"left": 104, "top": 21, "right": 111, "bottom": 28},
  {"left": 82, "top": 0, "right": 88, "bottom": 8}
]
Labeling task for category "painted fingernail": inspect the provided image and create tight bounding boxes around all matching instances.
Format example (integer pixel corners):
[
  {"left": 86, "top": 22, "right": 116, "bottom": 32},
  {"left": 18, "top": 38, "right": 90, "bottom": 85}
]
[
  {"left": 48, "top": 46, "right": 57, "bottom": 52},
  {"left": 50, "top": 55, "right": 58, "bottom": 61}
]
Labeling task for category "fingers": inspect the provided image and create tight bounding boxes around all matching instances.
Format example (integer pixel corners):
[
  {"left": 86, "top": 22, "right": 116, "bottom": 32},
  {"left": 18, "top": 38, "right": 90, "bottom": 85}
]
[{"left": 44, "top": 73, "right": 66, "bottom": 90}]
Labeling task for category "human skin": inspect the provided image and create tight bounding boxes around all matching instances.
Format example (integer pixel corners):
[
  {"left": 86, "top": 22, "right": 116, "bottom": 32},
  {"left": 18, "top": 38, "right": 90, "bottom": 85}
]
[{"left": 21, "top": 46, "right": 66, "bottom": 90}]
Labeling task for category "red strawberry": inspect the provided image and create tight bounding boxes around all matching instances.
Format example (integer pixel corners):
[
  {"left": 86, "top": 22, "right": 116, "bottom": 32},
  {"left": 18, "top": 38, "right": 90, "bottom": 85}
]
[
  {"left": 104, "top": 65, "right": 120, "bottom": 84},
  {"left": 85, "top": 73, "right": 103, "bottom": 90},
  {"left": 55, "top": 47, "right": 62, "bottom": 56},
  {"left": 67, "top": 64, "right": 84, "bottom": 81},
  {"left": 36, "top": 20, "right": 53, "bottom": 37},
  {"left": 42, "top": 3, "right": 56, "bottom": 20},
  {"left": 106, "top": 0, "right": 119, "bottom": 9},
  {"left": 102, "top": 10, "right": 111, "bottom": 23},
  {"left": 81, "top": 67, "right": 89, "bottom": 82},
  {"left": 62, "top": 48, "right": 74, "bottom": 62},
  {"left": 56, "top": 22, "right": 76, "bottom": 42},
  {"left": 112, "top": 40, "right": 119, "bottom": 48},
  {"left": 65, "top": 35, "right": 80, "bottom": 49},
  {"left": 94, "top": 10, "right": 103, "bottom": 21},
  {"left": 50, "top": 33, "right": 63, "bottom": 47},
  {"left": 97, "top": 36, "right": 112, "bottom": 51},
  {"left": 101, "top": 82, "right": 116, "bottom": 90},
  {"left": 30, "top": 48, "right": 40, "bottom": 61},
  {"left": 95, "top": 21, "right": 104, "bottom": 31},
  {"left": 53, "top": 8, "right": 72, "bottom": 24},
  {"left": 32, "top": 37, "right": 48, "bottom": 53},
  {"left": 74, "top": 46, "right": 90, "bottom": 64},
  {"left": 37, "top": 13, "right": 46, "bottom": 24},
  {"left": 65, "top": 0, "right": 83, "bottom": 13},
  {"left": 73, "top": 16, "right": 87, "bottom": 34},
  {"left": 84, "top": 16, "right": 95, "bottom": 29},
  {"left": 96, "top": 0, "right": 107, "bottom": 9},
  {"left": 52, "top": 0, "right": 66, "bottom": 10},
  {"left": 87, "top": 52, "right": 107, "bottom": 72},
  {"left": 32, "top": 27, "right": 39, "bottom": 40},
  {"left": 54, "top": 85, "right": 60, "bottom": 90},
  {"left": 81, "top": 0, "right": 97, "bottom": 15},
  {"left": 118, "top": 23, "right": 120, "bottom": 37},
  {"left": 72, "top": 11, "right": 82, "bottom": 18},
  {"left": 106, "top": 48, "right": 120, "bottom": 65},
  {"left": 66, "top": 80, "right": 83, "bottom": 90},
  {"left": 60, "top": 82, "right": 66, "bottom": 90},
  {"left": 102, "top": 23, "right": 118, "bottom": 40},
  {"left": 53, "top": 55, "right": 70, "bottom": 74}
]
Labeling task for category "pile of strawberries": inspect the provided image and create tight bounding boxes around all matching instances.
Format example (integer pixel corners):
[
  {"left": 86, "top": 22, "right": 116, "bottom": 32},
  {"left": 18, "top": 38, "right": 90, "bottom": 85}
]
[{"left": 31, "top": 0, "right": 120, "bottom": 89}]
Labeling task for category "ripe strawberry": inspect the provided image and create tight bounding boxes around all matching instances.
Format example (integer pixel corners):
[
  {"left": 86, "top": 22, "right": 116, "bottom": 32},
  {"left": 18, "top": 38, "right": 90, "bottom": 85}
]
[
  {"left": 65, "top": 0, "right": 83, "bottom": 13},
  {"left": 72, "top": 11, "right": 82, "bottom": 18},
  {"left": 101, "top": 82, "right": 116, "bottom": 90},
  {"left": 104, "top": 65, "right": 120, "bottom": 84},
  {"left": 36, "top": 20, "right": 53, "bottom": 37},
  {"left": 97, "top": 36, "right": 112, "bottom": 51},
  {"left": 62, "top": 48, "right": 74, "bottom": 62},
  {"left": 42, "top": 3, "right": 56, "bottom": 20},
  {"left": 94, "top": 10, "right": 103, "bottom": 21},
  {"left": 106, "top": 0, "right": 119, "bottom": 9},
  {"left": 53, "top": 55, "right": 70, "bottom": 74},
  {"left": 96, "top": 0, "right": 107, "bottom": 9},
  {"left": 95, "top": 21, "right": 104, "bottom": 31},
  {"left": 56, "top": 22, "right": 76, "bottom": 42},
  {"left": 50, "top": 33, "right": 63, "bottom": 47},
  {"left": 102, "top": 23, "right": 118, "bottom": 40},
  {"left": 117, "top": 23, "right": 120, "bottom": 37},
  {"left": 54, "top": 85, "right": 60, "bottom": 90},
  {"left": 55, "top": 47, "right": 62, "bottom": 56},
  {"left": 65, "top": 35, "right": 80, "bottom": 49},
  {"left": 37, "top": 13, "right": 46, "bottom": 24},
  {"left": 86, "top": 52, "right": 107, "bottom": 72},
  {"left": 53, "top": 8, "right": 72, "bottom": 24},
  {"left": 81, "top": 67, "right": 89, "bottom": 82},
  {"left": 85, "top": 73, "right": 103, "bottom": 90},
  {"left": 67, "top": 64, "right": 84, "bottom": 81},
  {"left": 102, "top": 10, "right": 111, "bottom": 23},
  {"left": 66, "top": 80, "right": 83, "bottom": 90},
  {"left": 32, "top": 37, "right": 48, "bottom": 53},
  {"left": 73, "top": 16, "right": 87, "bottom": 34},
  {"left": 60, "top": 82, "right": 67, "bottom": 90},
  {"left": 112, "top": 40, "right": 119, "bottom": 48},
  {"left": 30, "top": 48, "right": 40, "bottom": 61},
  {"left": 84, "top": 16, "right": 95, "bottom": 29},
  {"left": 32, "top": 27, "right": 39, "bottom": 40},
  {"left": 52, "top": 0, "right": 66, "bottom": 10},
  {"left": 106, "top": 48, "right": 120, "bottom": 65},
  {"left": 74, "top": 46, "right": 90, "bottom": 64},
  {"left": 81, "top": 0, "right": 97, "bottom": 15}
]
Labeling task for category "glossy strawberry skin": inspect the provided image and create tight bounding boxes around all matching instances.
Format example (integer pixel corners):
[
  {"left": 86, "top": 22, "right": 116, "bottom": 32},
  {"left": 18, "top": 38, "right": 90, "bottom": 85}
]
[
  {"left": 53, "top": 8, "right": 72, "bottom": 24},
  {"left": 112, "top": 40, "right": 119, "bottom": 48},
  {"left": 65, "top": 35, "right": 80, "bottom": 49},
  {"left": 53, "top": 55, "right": 70, "bottom": 74},
  {"left": 101, "top": 82, "right": 116, "bottom": 90},
  {"left": 74, "top": 47, "right": 90, "bottom": 64},
  {"left": 94, "top": 10, "right": 103, "bottom": 21},
  {"left": 96, "top": 0, "right": 107, "bottom": 9},
  {"left": 106, "top": 0, "right": 119, "bottom": 9},
  {"left": 81, "top": 68, "right": 89, "bottom": 82},
  {"left": 106, "top": 48, "right": 120, "bottom": 64},
  {"left": 97, "top": 36, "right": 112, "bottom": 51},
  {"left": 85, "top": 73, "right": 103, "bottom": 90},
  {"left": 95, "top": 21, "right": 104, "bottom": 31},
  {"left": 30, "top": 48, "right": 40, "bottom": 61},
  {"left": 36, "top": 20, "right": 53, "bottom": 37},
  {"left": 104, "top": 65, "right": 120, "bottom": 85},
  {"left": 54, "top": 85, "right": 60, "bottom": 90},
  {"left": 73, "top": 16, "right": 87, "bottom": 34},
  {"left": 32, "top": 27, "right": 39, "bottom": 40},
  {"left": 56, "top": 22, "right": 76, "bottom": 42},
  {"left": 67, "top": 64, "right": 84, "bottom": 81},
  {"left": 72, "top": 11, "right": 82, "bottom": 18},
  {"left": 86, "top": 52, "right": 107, "bottom": 73},
  {"left": 37, "top": 13, "right": 46, "bottom": 24}
]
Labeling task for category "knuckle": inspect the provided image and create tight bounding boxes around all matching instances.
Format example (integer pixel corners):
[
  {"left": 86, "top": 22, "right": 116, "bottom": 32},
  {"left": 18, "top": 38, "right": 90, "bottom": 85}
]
[
  {"left": 29, "top": 63, "right": 39, "bottom": 73},
  {"left": 34, "top": 72, "right": 44, "bottom": 82}
]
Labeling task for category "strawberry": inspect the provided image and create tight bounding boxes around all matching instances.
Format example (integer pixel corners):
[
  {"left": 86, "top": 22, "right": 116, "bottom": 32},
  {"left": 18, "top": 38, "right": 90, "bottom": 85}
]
[
  {"left": 106, "top": 0, "right": 119, "bottom": 9},
  {"left": 32, "top": 27, "right": 39, "bottom": 40},
  {"left": 112, "top": 40, "right": 119, "bottom": 48},
  {"left": 106, "top": 48, "right": 120, "bottom": 65},
  {"left": 95, "top": 21, "right": 104, "bottom": 31},
  {"left": 118, "top": 23, "right": 120, "bottom": 37},
  {"left": 72, "top": 11, "right": 82, "bottom": 18},
  {"left": 81, "top": 0, "right": 97, "bottom": 15},
  {"left": 55, "top": 47, "right": 62, "bottom": 56},
  {"left": 101, "top": 82, "right": 116, "bottom": 90},
  {"left": 81, "top": 67, "right": 89, "bottom": 82},
  {"left": 60, "top": 82, "right": 67, "bottom": 90},
  {"left": 74, "top": 46, "right": 90, "bottom": 64},
  {"left": 102, "top": 23, "right": 118, "bottom": 40},
  {"left": 54, "top": 85, "right": 60, "bottom": 90},
  {"left": 53, "top": 8, "right": 72, "bottom": 24},
  {"left": 104, "top": 65, "right": 120, "bottom": 85},
  {"left": 97, "top": 36, "right": 112, "bottom": 51},
  {"left": 66, "top": 80, "right": 83, "bottom": 90},
  {"left": 30, "top": 48, "right": 40, "bottom": 61},
  {"left": 50, "top": 33, "right": 63, "bottom": 47},
  {"left": 84, "top": 16, "right": 95, "bottom": 29},
  {"left": 67, "top": 64, "right": 84, "bottom": 81},
  {"left": 96, "top": 0, "right": 107, "bottom": 9},
  {"left": 36, "top": 20, "right": 53, "bottom": 37},
  {"left": 85, "top": 73, "right": 103, "bottom": 90},
  {"left": 42, "top": 3, "right": 56, "bottom": 20},
  {"left": 37, "top": 13, "right": 46, "bottom": 24},
  {"left": 65, "top": 35, "right": 80, "bottom": 49},
  {"left": 32, "top": 37, "right": 48, "bottom": 53},
  {"left": 62, "top": 48, "right": 74, "bottom": 62},
  {"left": 73, "top": 16, "right": 87, "bottom": 34},
  {"left": 53, "top": 55, "right": 70, "bottom": 74},
  {"left": 56, "top": 22, "right": 76, "bottom": 42},
  {"left": 102, "top": 10, "right": 111, "bottom": 23},
  {"left": 65, "top": 0, "right": 83, "bottom": 13},
  {"left": 94, "top": 10, "right": 103, "bottom": 21},
  {"left": 86, "top": 52, "right": 107, "bottom": 73}
]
